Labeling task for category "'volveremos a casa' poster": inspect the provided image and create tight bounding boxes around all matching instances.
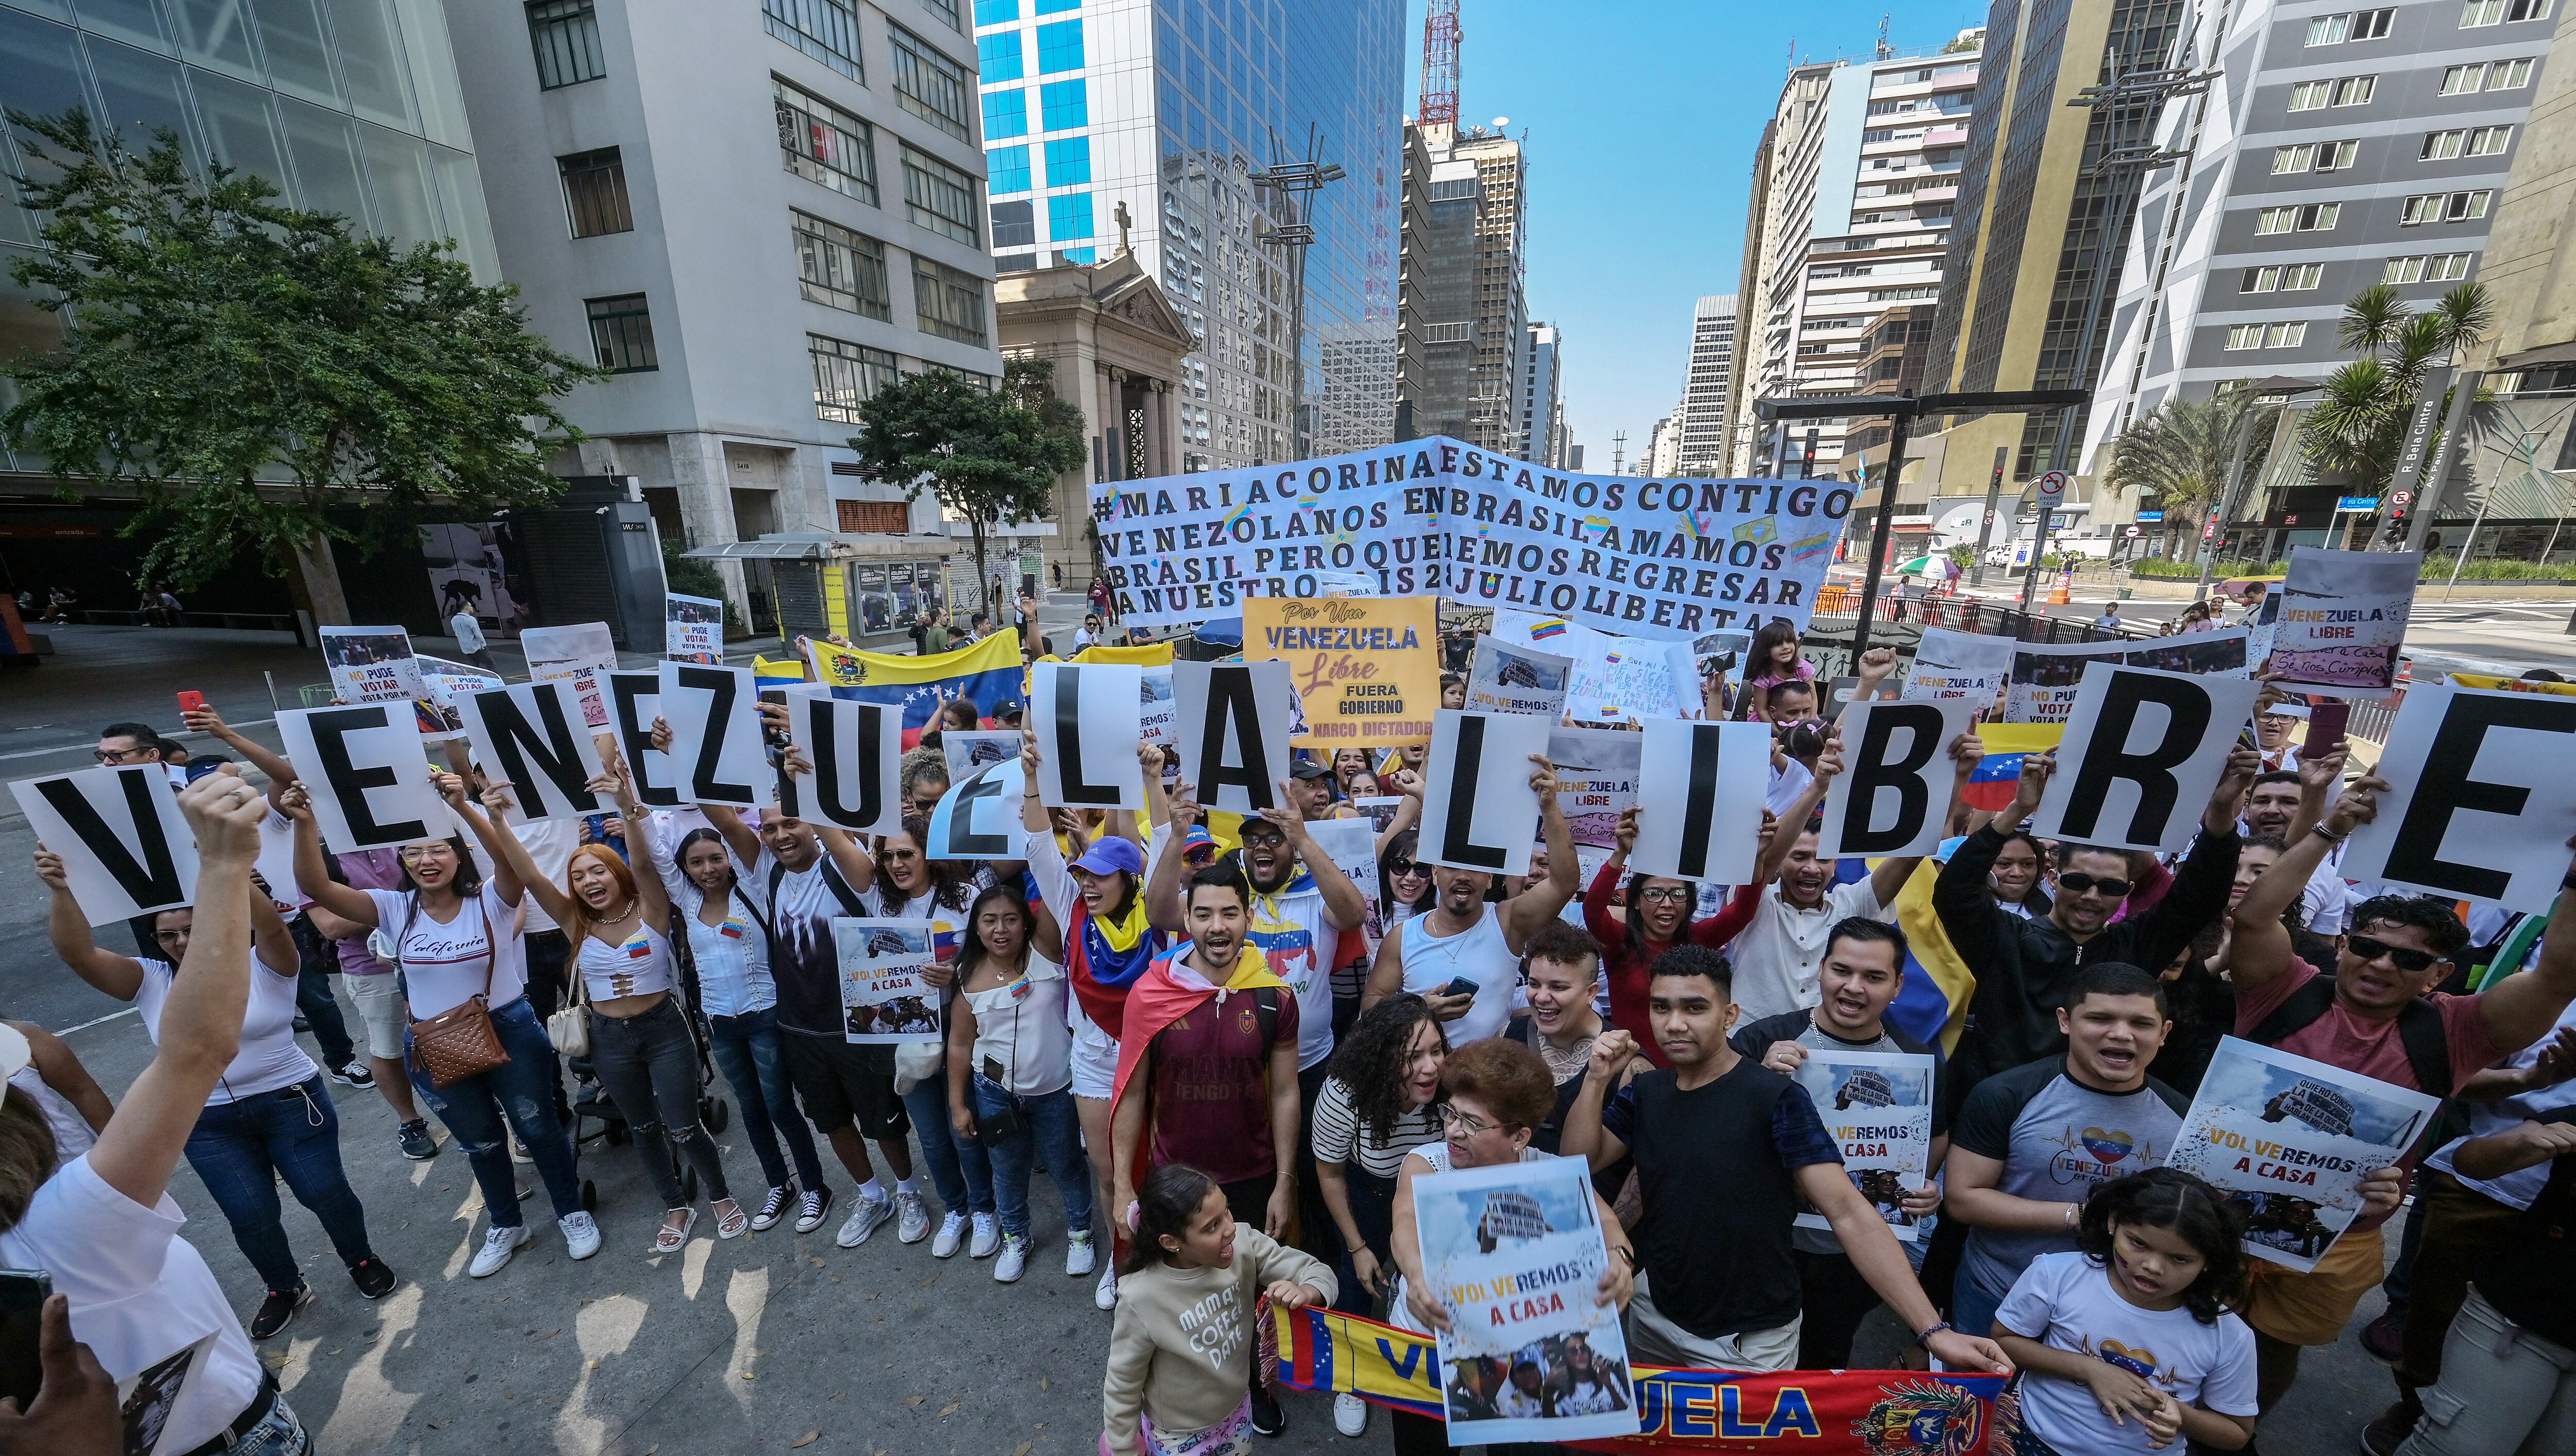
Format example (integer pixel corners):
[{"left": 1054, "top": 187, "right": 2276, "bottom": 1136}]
[
  {"left": 1415, "top": 1155, "right": 1638, "bottom": 1446},
  {"left": 2166, "top": 1037, "right": 2438, "bottom": 1272}
]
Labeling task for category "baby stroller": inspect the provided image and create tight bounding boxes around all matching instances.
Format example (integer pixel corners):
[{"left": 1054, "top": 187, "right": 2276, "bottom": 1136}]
[{"left": 561, "top": 986, "right": 731, "bottom": 1213}]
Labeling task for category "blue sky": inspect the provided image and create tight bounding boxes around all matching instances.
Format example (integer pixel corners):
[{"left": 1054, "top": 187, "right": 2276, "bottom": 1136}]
[{"left": 1398, "top": 0, "right": 1992, "bottom": 469}]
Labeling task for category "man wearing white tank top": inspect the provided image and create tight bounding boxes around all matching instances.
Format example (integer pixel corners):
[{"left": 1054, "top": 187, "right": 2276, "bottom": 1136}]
[{"left": 1361, "top": 752, "right": 1579, "bottom": 1047}]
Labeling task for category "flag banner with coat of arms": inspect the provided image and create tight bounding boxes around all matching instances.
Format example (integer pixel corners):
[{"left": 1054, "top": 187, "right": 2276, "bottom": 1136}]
[
  {"left": 1270, "top": 1305, "right": 2004, "bottom": 1454},
  {"left": 805, "top": 631, "right": 1024, "bottom": 749}
]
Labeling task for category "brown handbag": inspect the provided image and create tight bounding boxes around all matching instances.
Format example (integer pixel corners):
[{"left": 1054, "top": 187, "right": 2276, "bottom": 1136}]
[{"left": 403, "top": 898, "right": 512, "bottom": 1089}]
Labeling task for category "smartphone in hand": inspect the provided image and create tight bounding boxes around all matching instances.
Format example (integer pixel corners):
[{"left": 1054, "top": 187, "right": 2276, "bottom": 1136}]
[
  {"left": 0, "top": 1267, "right": 52, "bottom": 1411},
  {"left": 1439, "top": 975, "right": 1480, "bottom": 1001},
  {"left": 176, "top": 690, "right": 208, "bottom": 717},
  {"left": 2306, "top": 701, "right": 2352, "bottom": 758}
]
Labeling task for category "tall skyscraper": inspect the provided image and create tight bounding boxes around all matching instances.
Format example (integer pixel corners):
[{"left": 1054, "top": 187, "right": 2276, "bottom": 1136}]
[
  {"left": 2086, "top": 0, "right": 2560, "bottom": 473},
  {"left": 1449, "top": 124, "right": 1528, "bottom": 455},
  {"left": 1521, "top": 320, "right": 1561, "bottom": 463},
  {"left": 448, "top": 0, "right": 1002, "bottom": 610},
  {"left": 1675, "top": 294, "right": 1737, "bottom": 473},
  {"left": 974, "top": 0, "right": 1402, "bottom": 468},
  {"left": 1400, "top": 122, "right": 1481, "bottom": 441},
  {"left": 1739, "top": 41, "right": 1981, "bottom": 479},
  {"left": 1924, "top": 0, "right": 2187, "bottom": 487}
]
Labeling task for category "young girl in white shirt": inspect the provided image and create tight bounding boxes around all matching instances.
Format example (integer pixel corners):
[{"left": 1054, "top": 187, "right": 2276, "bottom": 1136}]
[{"left": 1993, "top": 1168, "right": 2259, "bottom": 1455}]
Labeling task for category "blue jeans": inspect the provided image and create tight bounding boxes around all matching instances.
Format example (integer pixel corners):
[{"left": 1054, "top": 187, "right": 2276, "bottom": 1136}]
[
  {"left": 184, "top": 1075, "right": 374, "bottom": 1291},
  {"left": 900, "top": 1067, "right": 992, "bottom": 1217},
  {"left": 1953, "top": 1275, "right": 2008, "bottom": 1349},
  {"left": 407, "top": 998, "right": 583, "bottom": 1226},
  {"left": 706, "top": 1006, "right": 827, "bottom": 1194},
  {"left": 970, "top": 1076, "right": 1094, "bottom": 1241},
  {"left": 233, "top": 1387, "right": 314, "bottom": 1455}
]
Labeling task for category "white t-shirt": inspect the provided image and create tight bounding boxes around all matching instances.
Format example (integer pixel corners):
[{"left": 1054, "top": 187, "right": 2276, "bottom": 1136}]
[
  {"left": 8, "top": 1063, "right": 95, "bottom": 1169},
  {"left": 1726, "top": 877, "right": 1890, "bottom": 1021},
  {"left": 1996, "top": 1251, "right": 2257, "bottom": 1456},
  {"left": 450, "top": 611, "right": 486, "bottom": 654},
  {"left": 362, "top": 884, "right": 529, "bottom": 1019},
  {"left": 1247, "top": 881, "right": 1343, "bottom": 1071},
  {"left": 0, "top": 1155, "right": 265, "bottom": 1453},
  {"left": 132, "top": 957, "right": 315, "bottom": 1103}
]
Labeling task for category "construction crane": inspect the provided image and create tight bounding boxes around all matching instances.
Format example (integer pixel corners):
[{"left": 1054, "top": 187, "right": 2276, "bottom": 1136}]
[{"left": 1419, "top": 0, "right": 1461, "bottom": 140}]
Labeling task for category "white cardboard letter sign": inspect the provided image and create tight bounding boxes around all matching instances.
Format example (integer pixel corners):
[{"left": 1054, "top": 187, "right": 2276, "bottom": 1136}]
[
  {"left": 2031, "top": 663, "right": 2262, "bottom": 852},
  {"left": 11, "top": 766, "right": 199, "bottom": 925},
  {"left": 1417, "top": 709, "right": 1552, "bottom": 876},
  {"left": 1816, "top": 700, "right": 1977, "bottom": 861},
  {"left": 1033, "top": 662, "right": 1144, "bottom": 810},
  {"left": 456, "top": 679, "right": 607, "bottom": 825},
  {"left": 2342, "top": 682, "right": 2576, "bottom": 911},
  {"left": 276, "top": 704, "right": 454, "bottom": 853},
  {"left": 658, "top": 661, "right": 770, "bottom": 809},
  {"left": 782, "top": 686, "right": 904, "bottom": 835},
  {"left": 1631, "top": 721, "right": 1771, "bottom": 883},
  {"left": 1172, "top": 660, "right": 1294, "bottom": 815}
]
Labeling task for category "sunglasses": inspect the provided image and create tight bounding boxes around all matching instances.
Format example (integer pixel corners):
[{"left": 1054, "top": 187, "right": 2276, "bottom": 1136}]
[
  {"left": 1387, "top": 860, "right": 1421, "bottom": 877},
  {"left": 2347, "top": 934, "right": 2443, "bottom": 974},
  {"left": 2057, "top": 871, "right": 2134, "bottom": 899}
]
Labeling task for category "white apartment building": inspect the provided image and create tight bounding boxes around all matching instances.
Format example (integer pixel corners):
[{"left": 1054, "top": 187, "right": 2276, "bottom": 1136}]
[
  {"left": 446, "top": 0, "right": 1006, "bottom": 618},
  {"left": 1739, "top": 40, "right": 1980, "bottom": 476},
  {"left": 1674, "top": 294, "right": 1737, "bottom": 473}
]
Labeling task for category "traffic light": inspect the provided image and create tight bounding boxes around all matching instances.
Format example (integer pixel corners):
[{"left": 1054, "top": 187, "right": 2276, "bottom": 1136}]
[{"left": 2382, "top": 515, "right": 2408, "bottom": 545}]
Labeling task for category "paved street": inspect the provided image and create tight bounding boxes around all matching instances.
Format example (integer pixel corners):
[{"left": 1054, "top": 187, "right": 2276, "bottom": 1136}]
[{"left": 0, "top": 610, "right": 2492, "bottom": 1454}]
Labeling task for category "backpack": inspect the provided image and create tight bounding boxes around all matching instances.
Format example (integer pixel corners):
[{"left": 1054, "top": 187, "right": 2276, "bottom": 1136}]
[{"left": 2247, "top": 974, "right": 2454, "bottom": 1098}]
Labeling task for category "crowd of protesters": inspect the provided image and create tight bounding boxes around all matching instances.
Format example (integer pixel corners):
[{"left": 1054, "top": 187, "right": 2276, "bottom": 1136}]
[{"left": 11, "top": 600, "right": 2576, "bottom": 1456}]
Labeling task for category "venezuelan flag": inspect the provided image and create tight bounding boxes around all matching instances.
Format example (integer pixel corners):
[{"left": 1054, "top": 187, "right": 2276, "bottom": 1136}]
[
  {"left": 1958, "top": 722, "right": 2064, "bottom": 814},
  {"left": 751, "top": 655, "right": 807, "bottom": 686},
  {"left": 807, "top": 631, "right": 1025, "bottom": 750},
  {"left": 1072, "top": 641, "right": 1176, "bottom": 667},
  {"left": 1885, "top": 723, "right": 2062, "bottom": 1052}
]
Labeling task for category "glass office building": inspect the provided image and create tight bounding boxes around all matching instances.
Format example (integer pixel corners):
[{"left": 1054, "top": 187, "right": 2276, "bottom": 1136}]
[
  {"left": 0, "top": 0, "right": 497, "bottom": 289},
  {"left": 974, "top": 0, "right": 1400, "bottom": 467}
]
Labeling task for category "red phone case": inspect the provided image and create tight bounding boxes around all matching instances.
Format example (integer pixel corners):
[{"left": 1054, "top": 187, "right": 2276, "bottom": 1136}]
[{"left": 176, "top": 691, "right": 208, "bottom": 714}]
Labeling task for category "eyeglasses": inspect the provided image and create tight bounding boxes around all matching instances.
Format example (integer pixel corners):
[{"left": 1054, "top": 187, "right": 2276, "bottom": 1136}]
[
  {"left": 2347, "top": 934, "right": 2443, "bottom": 974},
  {"left": 1238, "top": 829, "right": 1289, "bottom": 847},
  {"left": 94, "top": 746, "right": 155, "bottom": 763},
  {"left": 2058, "top": 871, "right": 2134, "bottom": 899},
  {"left": 1433, "top": 1103, "right": 1517, "bottom": 1136},
  {"left": 1636, "top": 886, "right": 1692, "bottom": 904}
]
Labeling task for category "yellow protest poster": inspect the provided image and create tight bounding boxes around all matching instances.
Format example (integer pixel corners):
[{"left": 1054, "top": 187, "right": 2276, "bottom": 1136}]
[{"left": 1244, "top": 595, "right": 1441, "bottom": 750}]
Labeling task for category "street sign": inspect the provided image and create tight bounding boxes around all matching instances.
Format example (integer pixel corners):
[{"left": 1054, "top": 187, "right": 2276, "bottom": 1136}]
[
  {"left": 2036, "top": 470, "right": 2069, "bottom": 506},
  {"left": 2337, "top": 496, "right": 2380, "bottom": 511},
  {"left": 2136, "top": 510, "right": 2165, "bottom": 522},
  {"left": 2124, "top": 525, "right": 2142, "bottom": 538},
  {"left": 2391, "top": 488, "right": 2414, "bottom": 509}
]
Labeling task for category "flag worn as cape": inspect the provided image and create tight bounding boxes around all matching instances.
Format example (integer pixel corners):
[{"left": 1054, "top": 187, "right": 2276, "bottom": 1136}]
[
  {"left": 808, "top": 630, "right": 1024, "bottom": 749},
  {"left": 1107, "top": 944, "right": 1290, "bottom": 1197},
  {"left": 1885, "top": 725, "right": 2060, "bottom": 1053}
]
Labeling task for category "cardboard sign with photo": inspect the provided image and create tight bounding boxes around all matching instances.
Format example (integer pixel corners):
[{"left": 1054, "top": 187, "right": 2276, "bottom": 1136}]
[{"left": 833, "top": 918, "right": 943, "bottom": 1043}]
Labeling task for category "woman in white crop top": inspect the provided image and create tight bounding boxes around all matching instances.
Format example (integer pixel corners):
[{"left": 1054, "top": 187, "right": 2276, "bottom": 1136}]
[
  {"left": 646, "top": 816, "right": 830, "bottom": 1236},
  {"left": 477, "top": 753, "right": 745, "bottom": 1250},
  {"left": 2, "top": 1020, "right": 110, "bottom": 1171},
  {"left": 38, "top": 837, "right": 393, "bottom": 1339},
  {"left": 944, "top": 881, "right": 1092, "bottom": 1284}
]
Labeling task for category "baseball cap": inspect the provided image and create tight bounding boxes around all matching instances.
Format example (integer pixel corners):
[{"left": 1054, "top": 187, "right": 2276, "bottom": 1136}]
[
  {"left": 994, "top": 699, "right": 1025, "bottom": 722},
  {"left": 1288, "top": 758, "right": 1332, "bottom": 780},
  {"left": 1180, "top": 822, "right": 1220, "bottom": 866},
  {"left": 1068, "top": 836, "right": 1145, "bottom": 877}
]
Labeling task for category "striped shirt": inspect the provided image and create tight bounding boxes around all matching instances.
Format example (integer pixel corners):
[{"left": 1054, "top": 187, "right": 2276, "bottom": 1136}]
[{"left": 1309, "top": 1075, "right": 1441, "bottom": 1179}]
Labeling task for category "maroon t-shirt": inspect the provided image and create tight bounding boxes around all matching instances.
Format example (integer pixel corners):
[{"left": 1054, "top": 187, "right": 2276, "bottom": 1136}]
[{"left": 1149, "top": 988, "right": 1300, "bottom": 1185}]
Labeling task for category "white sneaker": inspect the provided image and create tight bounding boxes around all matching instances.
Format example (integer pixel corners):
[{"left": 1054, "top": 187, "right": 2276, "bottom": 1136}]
[
  {"left": 1094, "top": 1264, "right": 1117, "bottom": 1310},
  {"left": 1333, "top": 1392, "right": 1368, "bottom": 1437},
  {"left": 894, "top": 1189, "right": 930, "bottom": 1244},
  {"left": 1065, "top": 1230, "right": 1097, "bottom": 1276},
  {"left": 836, "top": 1192, "right": 894, "bottom": 1247},
  {"left": 468, "top": 1223, "right": 530, "bottom": 1278},
  {"left": 931, "top": 1210, "right": 968, "bottom": 1259},
  {"left": 994, "top": 1233, "right": 1027, "bottom": 1283},
  {"left": 559, "top": 1211, "right": 602, "bottom": 1261},
  {"left": 970, "top": 1212, "right": 1000, "bottom": 1259}
]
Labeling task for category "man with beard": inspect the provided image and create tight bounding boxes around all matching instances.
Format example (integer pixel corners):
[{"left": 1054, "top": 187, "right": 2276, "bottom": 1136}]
[
  {"left": 2228, "top": 770, "right": 2576, "bottom": 1446},
  {"left": 1728, "top": 917, "right": 1952, "bottom": 1368},
  {"left": 1362, "top": 753, "right": 1579, "bottom": 1047},
  {"left": 1933, "top": 743, "right": 2258, "bottom": 1112},
  {"left": 1108, "top": 864, "right": 1303, "bottom": 1434},
  {"left": 1147, "top": 769, "right": 1370, "bottom": 1269}
]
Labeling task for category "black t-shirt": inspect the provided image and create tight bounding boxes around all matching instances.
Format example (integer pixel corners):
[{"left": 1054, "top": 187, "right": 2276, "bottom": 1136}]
[
  {"left": 1726, "top": 1008, "right": 1955, "bottom": 1139},
  {"left": 2476, "top": 1106, "right": 2576, "bottom": 1348}
]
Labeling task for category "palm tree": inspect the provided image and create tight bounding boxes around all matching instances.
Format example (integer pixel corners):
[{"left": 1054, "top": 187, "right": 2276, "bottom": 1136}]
[
  {"left": 2299, "top": 281, "right": 2494, "bottom": 493},
  {"left": 2102, "top": 387, "right": 2274, "bottom": 555}
]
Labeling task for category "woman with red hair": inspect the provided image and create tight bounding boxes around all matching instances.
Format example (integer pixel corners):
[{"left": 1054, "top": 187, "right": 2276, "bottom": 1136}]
[{"left": 478, "top": 753, "right": 744, "bottom": 1254}]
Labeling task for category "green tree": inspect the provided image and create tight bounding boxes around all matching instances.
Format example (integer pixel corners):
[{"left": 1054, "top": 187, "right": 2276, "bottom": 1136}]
[
  {"left": 0, "top": 112, "right": 599, "bottom": 620},
  {"left": 848, "top": 356, "right": 1086, "bottom": 605},
  {"left": 2300, "top": 280, "right": 2495, "bottom": 492},
  {"left": 2100, "top": 387, "right": 2273, "bottom": 554}
]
